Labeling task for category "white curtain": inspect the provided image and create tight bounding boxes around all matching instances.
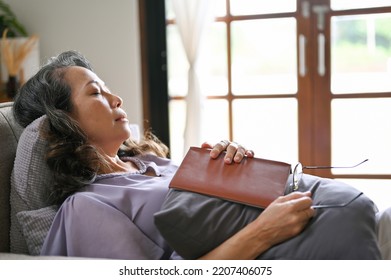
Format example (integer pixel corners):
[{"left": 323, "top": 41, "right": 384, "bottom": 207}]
[{"left": 171, "top": 0, "right": 215, "bottom": 153}]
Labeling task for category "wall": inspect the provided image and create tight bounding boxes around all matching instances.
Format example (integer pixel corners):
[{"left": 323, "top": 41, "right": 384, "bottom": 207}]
[{"left": 4, "top": 0, "right": 143, "bottom": 127}]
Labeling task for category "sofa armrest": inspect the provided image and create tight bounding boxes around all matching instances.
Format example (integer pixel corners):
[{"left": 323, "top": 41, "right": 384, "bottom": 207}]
[{"left": 0, "top": 252, "right": 97, "bottom": 260}]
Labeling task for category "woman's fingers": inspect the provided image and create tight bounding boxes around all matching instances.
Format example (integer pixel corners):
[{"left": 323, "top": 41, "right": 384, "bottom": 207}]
[{"left": 202, "top": 140, "right": 254, "bottom": 163}]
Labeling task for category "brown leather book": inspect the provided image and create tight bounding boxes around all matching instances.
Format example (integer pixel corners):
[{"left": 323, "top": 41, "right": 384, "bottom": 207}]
[{"left": 169, "top": 147, "right": 291, "bottom": 209}]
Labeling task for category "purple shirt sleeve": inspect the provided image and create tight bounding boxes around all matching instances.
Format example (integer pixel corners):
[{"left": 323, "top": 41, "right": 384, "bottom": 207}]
[{"left": 41, "top": 193, "right": 166, "bottom": 259}]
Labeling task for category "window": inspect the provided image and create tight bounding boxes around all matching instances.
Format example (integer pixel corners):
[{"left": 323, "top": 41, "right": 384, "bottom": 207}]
[{"left": 162, "top": 0, "right": 391, "bottom": 209}]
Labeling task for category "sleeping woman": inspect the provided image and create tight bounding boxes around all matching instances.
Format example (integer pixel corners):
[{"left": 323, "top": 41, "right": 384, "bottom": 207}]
[{"left": 12, "top": 50, "right": 381, "bottom": 259}]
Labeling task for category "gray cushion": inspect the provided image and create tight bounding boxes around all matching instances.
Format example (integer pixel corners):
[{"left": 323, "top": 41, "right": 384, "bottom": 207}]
[
  {"left": 10, "top": 115, "right": 55, "bottom": 254},
  {"left": 154, "top": 174, "right": 381, "bottom": 259},
  {"left": 376, "top": 207, "right": 391, "bottom": 259},
  {"left": 16, "top": 206, "right": 57, "bottom": 255}
]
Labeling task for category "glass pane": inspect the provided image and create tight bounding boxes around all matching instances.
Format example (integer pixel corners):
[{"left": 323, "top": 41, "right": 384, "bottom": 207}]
[
  {"left": 169, "top": 100, "right": 186, "bottom": 164},
  {"left": 165, "top": 0, "right": 175, "bottom": 20},
  {"left": 331, "top": 0, "right": 391, "bottom": 11},
  {"left": 202, "top": 99, "right": 230, "bottom": 145},
  {"left": 331, "top": 98, "right": 391, "bottom": 174},
  {"left": 230, "top": 0, "right": 296, "bottom": 15},
  {"left": 167, "top": 0, "right": 226, "bottom": 18},
  {"left": 199, "top": 22, "right": 228, "bottom": 96},
  {"left": 166, "top": 24, "right": 189, "bottom": 97},
  {"left": 231, "top": 18, "right": 297, "bottom": 95},
  {"left": 232, "top": 98, "right": 298, "bottom": 164},
  {"left": 167, "top": 23, "right": 227, "bottom": 97},
  {"left": 214, "top": 0, "right": 227, "bottom": 17},
  {"left": 338, "top": 179, "right": 391, "bottom": 212},
  {"left": 169, "top": 99, "right": 229, "bottom": 164},
  {"left": 331, "top": 14, "right": 391, "bottom": 94}
]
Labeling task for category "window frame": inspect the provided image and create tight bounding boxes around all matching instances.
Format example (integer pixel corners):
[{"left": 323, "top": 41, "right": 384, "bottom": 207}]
[{"left": 140, "top": 0, "right": 391, "bottom": 183}]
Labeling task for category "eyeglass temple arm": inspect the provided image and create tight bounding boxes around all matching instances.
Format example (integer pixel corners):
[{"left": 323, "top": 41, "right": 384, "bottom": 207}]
[{"left": 303, "top": 159, "right": 368, "bottom": 170}]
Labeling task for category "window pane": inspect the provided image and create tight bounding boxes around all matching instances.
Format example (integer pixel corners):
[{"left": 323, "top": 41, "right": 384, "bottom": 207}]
[
  {"left": 169, "top": 100, "right": 186, "bottom": 164},
  {"left": 165, "top": 0, "right": 175, "bottom": 20},
  {"left": 169, "top": 99, "right": 229, "bottom": 164},
  {"left": 232, "top": 98, "right": 298, "bottom": 164},
  {"left": 230, "top": 0, "right": 296, "bottom": 15},
  {"left": 202, "top": 99, "right": 230, "bottom": 145},
  {"left": 166, "top": 25, "right": 188, "bottom": 97},
  {"left": 331, "top": 98, "right": 391, "bottom": 174},
  {"left": 331, "top": 0, "right": 391, "bottom": 11},
  {"left": 167, "top": 0, "right": 226, "bottom": 19},
  {"left": 167, "top": 23, "right": 228, "bottom": 97},
  {"left": 231, "top": 18, "right": 297, "bottom": 95},
  {"left": 199, "top": 22, "right": 228, "bottom": 96},
  {"left": 214, "top": 0, "right": 227, "bottom": 17},
  {"left": 331, "top": 14, "right": 391, "bottom": 94}
]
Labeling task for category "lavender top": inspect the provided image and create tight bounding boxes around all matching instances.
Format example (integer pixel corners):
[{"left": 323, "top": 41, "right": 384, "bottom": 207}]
[{"left": 40, "top": 154, "right": 182, "bottom": 259}]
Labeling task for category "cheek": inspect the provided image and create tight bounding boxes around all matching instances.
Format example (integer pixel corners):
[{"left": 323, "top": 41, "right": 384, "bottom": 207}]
[
  {"left": 72, "top": 108, "right": 105, "bottom": 140},
  {"left": 76, "top": 111, "right": 96, "bottom": 131},
  {"left": 83, "top": 113, "right": 110, "bottom": 135}
]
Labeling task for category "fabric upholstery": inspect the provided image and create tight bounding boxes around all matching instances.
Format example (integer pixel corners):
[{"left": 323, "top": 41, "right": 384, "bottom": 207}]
[
  {"left": 376, "top": 207, "right": 391, "bottom": 259},
  {"left": 10, "top": 115, "right": 53, "bottom": 254},
  {"left": 0, "top": 102, "right": 23, "bottom": 252},
  {"left": 16, "top": 206, "right": 57, "bottom": 255}
]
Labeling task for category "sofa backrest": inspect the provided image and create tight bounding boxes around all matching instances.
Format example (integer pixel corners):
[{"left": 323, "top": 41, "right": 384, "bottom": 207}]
[{"left": 0, "top": 102, "right": 23, "bottom": 252}]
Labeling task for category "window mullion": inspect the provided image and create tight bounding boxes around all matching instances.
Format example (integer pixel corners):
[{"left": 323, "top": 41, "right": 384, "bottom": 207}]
[
  {"left": 296, "top": 0, "right": 333, "bottom": 176},
  {"left": 297, "top": 0, "right": 316, "bottom": 168},
  {"left": 226, "top": 7, "right": 234, "bottom": 141},
  {"left": 311, "top": 0, "right": 333, "bottom": 177}
]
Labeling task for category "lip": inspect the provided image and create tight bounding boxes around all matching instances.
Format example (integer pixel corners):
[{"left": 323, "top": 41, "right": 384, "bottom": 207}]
[
  {"left": 116, "top": 117, "right": 129, "bottom": 122},
  {"left": 115, "top": 112, "right": 128, "bottom": 122},
  {"left": 115, "top": 116, "right": 129, "bottom": 122}
]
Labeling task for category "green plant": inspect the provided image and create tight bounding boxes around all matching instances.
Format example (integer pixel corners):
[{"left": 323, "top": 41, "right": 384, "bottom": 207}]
[{"left": 0, "top": 0, "right": 27, "bottom": 37}]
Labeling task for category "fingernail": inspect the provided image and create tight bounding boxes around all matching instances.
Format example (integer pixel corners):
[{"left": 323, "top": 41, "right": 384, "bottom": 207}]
[
  {"left": 210, "top": 150, "right": 218, "bottom": 158},
  {"left": 225, "top": 157, "right": 232, "bottom": 163}
]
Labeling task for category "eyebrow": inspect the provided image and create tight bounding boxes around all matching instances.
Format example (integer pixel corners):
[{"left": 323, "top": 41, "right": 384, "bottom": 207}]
[
  {"left": 85, "top": 79, "right": 111, "bottom": 93},
  {"left": 85, "top": 79, "right": 100, "bottom": 87}
]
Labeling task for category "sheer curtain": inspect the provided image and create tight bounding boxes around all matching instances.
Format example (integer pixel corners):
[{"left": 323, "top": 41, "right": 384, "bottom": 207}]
[{"left": 171, "top": 0, "right": 215, "bottom": 153}]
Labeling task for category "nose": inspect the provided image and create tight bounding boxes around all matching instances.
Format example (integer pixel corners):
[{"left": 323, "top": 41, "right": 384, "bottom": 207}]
[{"left": 110, "top": 94, "right": 123, "bottom": 108}]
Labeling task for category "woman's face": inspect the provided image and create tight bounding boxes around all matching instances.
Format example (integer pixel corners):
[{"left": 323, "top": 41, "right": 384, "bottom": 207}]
[{"left": 65, "top": 66, "right": 131, "bottom": 156}]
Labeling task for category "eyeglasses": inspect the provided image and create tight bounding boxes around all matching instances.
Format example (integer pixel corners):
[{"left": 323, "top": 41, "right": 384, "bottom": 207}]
[{"left": 291, "top": 159, "right": 368, "bottom": 191}]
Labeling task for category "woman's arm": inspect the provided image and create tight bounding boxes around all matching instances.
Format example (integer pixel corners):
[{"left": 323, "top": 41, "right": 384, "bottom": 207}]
[{"left": 199, "top": 191, "right": 315, "bottom": 259}]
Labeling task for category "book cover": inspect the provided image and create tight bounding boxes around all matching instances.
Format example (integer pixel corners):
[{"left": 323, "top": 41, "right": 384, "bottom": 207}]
[{"left": 169, "top": 147, "right": 291, "bottom": 208}]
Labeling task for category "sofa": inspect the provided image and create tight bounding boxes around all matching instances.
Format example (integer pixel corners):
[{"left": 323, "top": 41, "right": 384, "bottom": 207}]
[
  {"left": 0, "top": 102, "right": 84, "bottom": 259},
  {"left": 0, "top": 102, "right": 23, "bottom": 258}
]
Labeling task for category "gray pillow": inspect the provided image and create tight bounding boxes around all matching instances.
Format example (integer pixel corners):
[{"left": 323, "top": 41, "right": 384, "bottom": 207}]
[
  {"left": 10, "top": 115, "right": 55, "bottom": 254},
  {"left": 16, "top": 206, "right": 58, "bottom": 255},
  {"left": 154, "top": 174, "right": 381, "bottom": 259}
]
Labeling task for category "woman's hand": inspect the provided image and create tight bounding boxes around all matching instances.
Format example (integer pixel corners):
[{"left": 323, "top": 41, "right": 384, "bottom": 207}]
[
  {"left": 251, "top": 191, "right": 315, "bottom": 248},
  {"left": 201, "top": 140, "right": 254, "bottom": 164}
]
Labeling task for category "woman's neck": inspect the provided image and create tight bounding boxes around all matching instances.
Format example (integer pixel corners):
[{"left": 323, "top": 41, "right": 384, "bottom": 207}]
[{"left": 98, "top": 154, "right": 139, "bottom": 174}]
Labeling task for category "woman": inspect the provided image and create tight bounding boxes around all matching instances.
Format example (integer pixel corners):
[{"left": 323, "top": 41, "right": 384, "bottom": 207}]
[{"left": 13, "top": 50, "right": 316, "bottom": 259}]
